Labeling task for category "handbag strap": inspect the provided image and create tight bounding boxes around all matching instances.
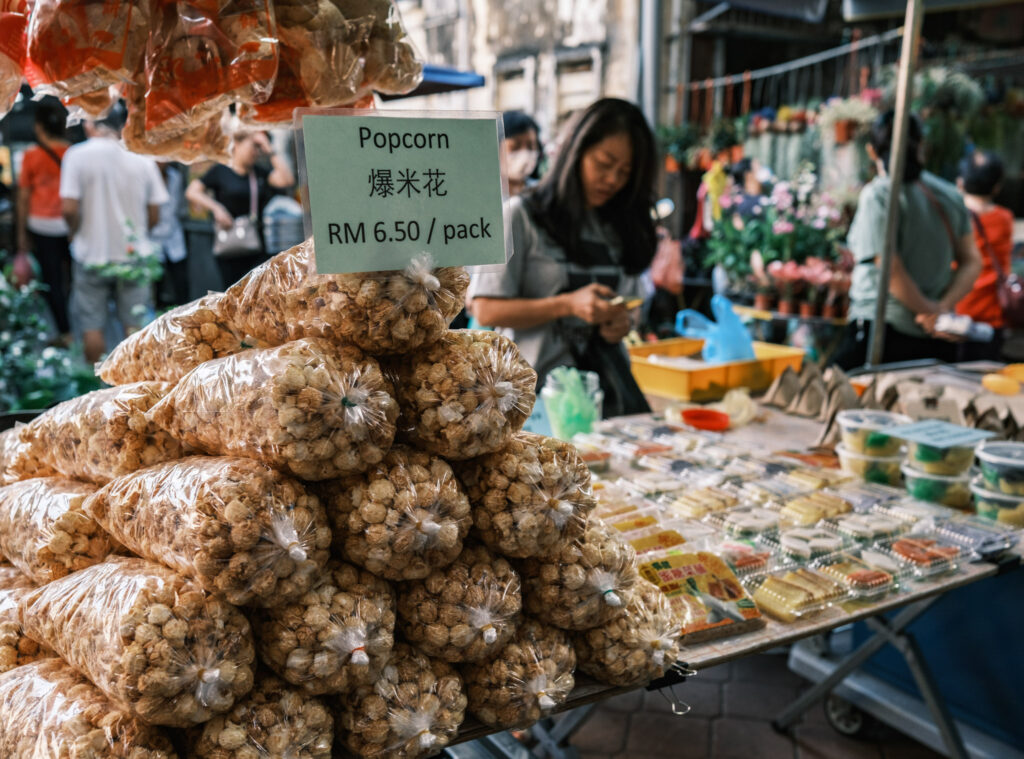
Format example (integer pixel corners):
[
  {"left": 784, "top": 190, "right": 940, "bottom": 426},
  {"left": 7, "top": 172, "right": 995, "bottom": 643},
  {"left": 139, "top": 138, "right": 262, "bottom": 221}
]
[
  {"left": 38, "top": 142, "right": 62, "bottom": 168},
  {"left": 968, "top": 209, "right": 1006, "bottom": 280},
  {"left": 248, "top": 171, "right": 258, "bottom": 220},
  {"left": 916, "top": 180, "right": 958, "bottom": 257}
]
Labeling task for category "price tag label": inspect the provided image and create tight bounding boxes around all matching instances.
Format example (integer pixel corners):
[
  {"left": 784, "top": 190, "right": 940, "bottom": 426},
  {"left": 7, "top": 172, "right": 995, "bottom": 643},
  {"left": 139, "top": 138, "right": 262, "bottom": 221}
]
[{"left": 298, "top": 110, "right": 508, "bottom": 274}]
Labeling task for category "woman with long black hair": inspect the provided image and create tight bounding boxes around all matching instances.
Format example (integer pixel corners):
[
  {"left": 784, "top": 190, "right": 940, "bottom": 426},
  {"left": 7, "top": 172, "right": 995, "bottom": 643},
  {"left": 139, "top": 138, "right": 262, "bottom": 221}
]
[
  {"left": 834, "top": 110, "right": 983, "bottom": 369},
  {"left": 468, "top": 98, "right": 657, "bottom": 415}
]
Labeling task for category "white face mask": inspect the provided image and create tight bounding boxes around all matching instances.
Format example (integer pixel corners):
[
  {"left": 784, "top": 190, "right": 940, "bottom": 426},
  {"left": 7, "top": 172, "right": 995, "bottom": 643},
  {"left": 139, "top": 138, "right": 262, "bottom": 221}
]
[{"left": 506, "top": 148, "right": 539, "bottom": 182}]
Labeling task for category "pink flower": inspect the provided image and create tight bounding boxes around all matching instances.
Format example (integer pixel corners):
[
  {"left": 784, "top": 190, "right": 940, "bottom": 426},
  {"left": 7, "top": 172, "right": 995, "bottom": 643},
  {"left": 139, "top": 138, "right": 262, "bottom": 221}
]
[
  {"left": 772, "top": 219, "right": 795, "bottom": 235},
  {"left": 719, "top": 194, "right": 733, "bottom": 210},
  {"left": 811, "top": 218, "right": 826, "bottom": 230}
]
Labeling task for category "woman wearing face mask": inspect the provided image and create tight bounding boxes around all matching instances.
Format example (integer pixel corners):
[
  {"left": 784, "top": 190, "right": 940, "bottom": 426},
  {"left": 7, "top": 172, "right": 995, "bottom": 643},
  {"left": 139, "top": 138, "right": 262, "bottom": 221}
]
[
  {"left": 469, "top": 98, "right": 657, "bottom": 415},
  {"left": 502, "top": 110, "right": 543, "bottom": 196}
]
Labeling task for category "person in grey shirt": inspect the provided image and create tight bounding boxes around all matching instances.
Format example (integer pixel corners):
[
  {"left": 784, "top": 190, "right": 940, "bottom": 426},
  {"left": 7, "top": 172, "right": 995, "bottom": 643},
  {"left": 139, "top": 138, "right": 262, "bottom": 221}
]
[{"left": 468, "top": 98, "right": 658, "bottom": 415}]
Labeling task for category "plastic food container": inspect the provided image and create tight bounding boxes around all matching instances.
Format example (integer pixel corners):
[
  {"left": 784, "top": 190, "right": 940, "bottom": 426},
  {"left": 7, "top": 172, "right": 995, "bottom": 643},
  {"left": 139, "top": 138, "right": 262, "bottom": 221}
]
[
  {"left": 836, "top": 444, "right": 903, "bottom": 486},
  {"left": 977, "top": 441, "right": 1024, "bottom": 495},
  {"left": 750, "top": 568, "right": 847, "bottom": 623},
  {"left": 837, "top": 410, "right": 912, "bottom": 456},
  {"left": 970, "top": 477, "right": 1024, "bottom": 527},
  {"left": 934, "top": 514, "right": 1018, "bottom": 560},
  {"left": 874, "top": 497, "right": 956, "bottom": 526},
  {"left": 661, "top": 486, "right": 738, "bottom": 519},
  {"left": 832, "top": 482, "right": 905, "bottom": 512},
  {"left": 901, "top": 463, "right": 971, "bottom": 509},
  {"left": 814, "top": 553, "right": 896, "bottom": 602},
  {"left": 705, "top": 505, "right": 780, "bottom": 537},
  {"left": 874, "top": 535, "right": 963, "bottom": 580},
  {"left": 824, "top": 512, "right": 906, "bottom": 542},
  {"left": 767, "top": 528, "right": 849, "bottom": 562},
  {"left": 778, "top": 492, "right": 853, "bottom": 528},
  {"left": 707, "top": 537, "right": 779, "bottom": 579},
  {"left": 904, "top": 440, "right": 976, "bottom": 477}
]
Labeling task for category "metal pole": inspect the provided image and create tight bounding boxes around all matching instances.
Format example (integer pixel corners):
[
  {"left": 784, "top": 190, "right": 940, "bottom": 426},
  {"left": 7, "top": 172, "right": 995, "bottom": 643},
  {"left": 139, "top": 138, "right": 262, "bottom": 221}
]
[
  {"left": 640, "top": 0, "right": 660, "bottom": 128},
  {"left": 866, "top": 0, "right": 924, "bottom": 367}
]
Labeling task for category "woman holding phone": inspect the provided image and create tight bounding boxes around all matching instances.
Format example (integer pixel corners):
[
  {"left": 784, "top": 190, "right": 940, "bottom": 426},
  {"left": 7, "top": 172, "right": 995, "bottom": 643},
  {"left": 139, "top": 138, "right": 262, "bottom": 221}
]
[{"left": 469, "top": 98, "right": 657, "bottom": 415}]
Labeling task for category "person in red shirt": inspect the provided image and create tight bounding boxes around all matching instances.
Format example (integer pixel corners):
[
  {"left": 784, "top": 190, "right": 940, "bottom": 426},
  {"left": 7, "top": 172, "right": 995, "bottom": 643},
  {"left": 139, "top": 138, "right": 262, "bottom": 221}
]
[
  {"left": 17, "top": 99, "right": 72, "bottom": 341},
  {"left": 956, "top": 150, "right": 1013, "bottom": 361}
]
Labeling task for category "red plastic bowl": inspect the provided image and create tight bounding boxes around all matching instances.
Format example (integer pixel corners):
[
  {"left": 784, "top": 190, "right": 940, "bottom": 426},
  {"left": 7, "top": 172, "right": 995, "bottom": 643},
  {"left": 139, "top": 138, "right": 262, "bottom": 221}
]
[{"left": 681, "top": 408, "right": 731, "bottom": 432}]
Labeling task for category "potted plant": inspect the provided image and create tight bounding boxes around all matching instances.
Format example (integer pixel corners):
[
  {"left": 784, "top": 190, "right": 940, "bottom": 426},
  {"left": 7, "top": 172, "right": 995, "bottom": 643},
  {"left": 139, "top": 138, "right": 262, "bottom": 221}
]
[
  {"left": 657, "top": 123, "right": 699, "bottom": 174},
  {"left": 798, "top": 258, "right": 833, "bottom": 318},
  {"left": 767, "top": 260, "right": 803, "bottom": 315},
  {"left": 818, "top": 97, "right": 879, "bottom": 145}
]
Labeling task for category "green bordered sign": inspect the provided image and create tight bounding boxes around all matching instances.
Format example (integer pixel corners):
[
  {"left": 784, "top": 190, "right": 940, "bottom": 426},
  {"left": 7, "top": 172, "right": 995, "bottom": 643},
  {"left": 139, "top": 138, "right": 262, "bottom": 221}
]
[{"left": 296, "top": 109, "right": 509, "bottom": 274}]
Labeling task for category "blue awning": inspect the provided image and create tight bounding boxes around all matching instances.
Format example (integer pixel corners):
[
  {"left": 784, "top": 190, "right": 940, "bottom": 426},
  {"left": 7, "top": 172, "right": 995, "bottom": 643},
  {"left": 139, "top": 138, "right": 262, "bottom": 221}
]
[{"left": 379, "top": 64, "right": 486, "bottom": 100}]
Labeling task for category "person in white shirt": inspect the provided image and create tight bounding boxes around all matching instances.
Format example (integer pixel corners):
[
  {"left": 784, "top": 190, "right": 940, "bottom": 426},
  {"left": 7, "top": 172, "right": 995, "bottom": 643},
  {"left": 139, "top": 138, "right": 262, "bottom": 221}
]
[{"left": 60, "top": 104, "right": 169, "bottom": 363}]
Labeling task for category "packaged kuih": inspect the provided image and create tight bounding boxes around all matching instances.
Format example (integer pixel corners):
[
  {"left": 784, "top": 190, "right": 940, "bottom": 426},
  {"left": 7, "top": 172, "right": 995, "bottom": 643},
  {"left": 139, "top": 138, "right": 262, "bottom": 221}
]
[
  {"left": 84, "top": 456, "right": 332, "bottom": 608},
  {"left": 390, "top": 330, "right": 537, "bottom": 460},
  {"left": 396, "top": 543, "right": 521, "bottom": 663},
  {"left": 143, "top": 0, "right": 278, "bottom": 136},
  {"left": 349, "top": 0, "right": 423, "bottom": 96},
  {"left": 99, "top": 293, "right": 249, "bottom": 385},
  {"left": 148, "top": 338, "right": 398, "bottom": 481},
  {"left": 255, "top": 560, "right": 396, "bottom": 696},
  {"left": 572, "top": 577, "right": 682, "bottom": 688},
  {"left": 18, "top": 382, "right": 183, "bottom": 485},
  {"left": 0, "top": 566, "right": 51, "bottom": 674},
  {"left": 460, "top": 618, "right": 575, "bottom": 729},
  {"left": 321, "top": 445, "right": 472, "bottom": 581},
  {"left": 0, "top": 659, "right": 178, "bottom": 759},
  {"left": 24, "top": 0, "right": 148, "bottom": 99},
  {"left": 0, "top": 424, "right": 57, "bottom": 486},
  {"left": 190, "top": 673, "right": 333, "bottom": 759},
  {"left": 0, "top": 8, "right": 26, "bottom": 119},
  {"left": 0, "top": 477, "right": 115, "bottom": 584},
  {"left": 519, "top": 518, "right": 639, "bottom": 631},
  {"left": 123, "top": 86, "right": 231, "bottom": 164},
  {"left": 337, "top": 641, "right": 467, "bottom": 759},
  {"left": 455, "top": 432, "right": 595, "bottom": 559},
  {"left": 219, "top": 240, "right": 469, "bottom": 355},
  {"left": 20, "top": 556, "right": 256, "bottom": 727}
]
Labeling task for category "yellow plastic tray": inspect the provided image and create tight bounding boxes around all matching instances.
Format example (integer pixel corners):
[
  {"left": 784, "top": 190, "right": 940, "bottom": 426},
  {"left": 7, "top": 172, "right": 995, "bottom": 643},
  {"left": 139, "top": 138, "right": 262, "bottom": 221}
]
[{"left": 628, "top": 338, "right": 805, "bottom": 402}]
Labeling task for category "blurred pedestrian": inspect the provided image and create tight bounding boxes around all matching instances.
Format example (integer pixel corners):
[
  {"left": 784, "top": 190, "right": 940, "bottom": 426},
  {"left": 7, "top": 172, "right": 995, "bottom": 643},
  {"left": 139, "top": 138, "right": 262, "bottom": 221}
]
[
  {"left": 17, "top": 98, "right": 72, "bottom": 342},
  {"left": 502, "top": 110, "right": 543, "bottom": 197},
  {"left": 152, "top": 161, "right": 189, "bottom": 307},
  {"left": 60, "top": 103, "right": 168, "bottom": 363}
]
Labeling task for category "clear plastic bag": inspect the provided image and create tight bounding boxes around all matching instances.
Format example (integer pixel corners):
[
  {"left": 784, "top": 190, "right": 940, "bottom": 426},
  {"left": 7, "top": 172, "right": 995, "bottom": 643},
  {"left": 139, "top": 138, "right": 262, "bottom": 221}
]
[
  {"left": 0, "top": 8, "right": 26, "bottom": 119},
  {"left": 124, "top": 86, "right": 231, "bottom": 164},
  {"left": 0, "top": 424, "right": 57, "bottom": 486},
  {"left": 519, "top": 517, "right": 638, "bottom": 631},
  {"left": 455, "top": 432, "right": 595, "bottom": 559},
  {"left": 460, "top": 618, "right": 575, "bottom": 730},
  {"left": 396, "top": 544, "right": 521, "bottom": 663},
  {"left": 321, "top": 445, "right": 472, "bottom": 581},
  {"left": 143, "top": 0, "right": 278, "bottom": 136},
  {"left": 337, "top": 641, "right": 467, "bottom": 759},
  {"left": 99, "top": 293, "right": 249, "bottom": 385},
  {"left": 63, "top": 84, "right": 117, "bottom": 121},
  {"left": 572, "top": 577, "right": 682, "bottom": 687},
  {"left": 348, "top": 0, "right": 423, "bottom": 96},
  {"left": 0, "top": 659, "right": 178, "bottom": 759},
  {"left": 0, "top": 476, "right": 115, "bottom": 584},
  {"left": 190, "top": 674, "right": 333, "bottom": 759},
  {"left": 0, "top": 565, "right": 51, "bottom": 674},
  {"left": 85, "top": 456, "right": 332, "bottom": 608},
  {"left": 19, "top": 382, "right": 184, "bottom": 485},
  {"left": 255, "top": 559, "right": 396, "bottom": 696},
  {"left": 219, "top": 240, "right": 470, "bottom": 356},
  {"left": 25, "top": 0, "right": 148, "bottom": 98},
  {"left": 20, "top": 556, "right": 256, "bottom": 727},
  {"left": 390, "top": 330, "right": 537, "bottom": 460},
  {"left": 148, "top": 338, "right": 398, "bottom": 481}
]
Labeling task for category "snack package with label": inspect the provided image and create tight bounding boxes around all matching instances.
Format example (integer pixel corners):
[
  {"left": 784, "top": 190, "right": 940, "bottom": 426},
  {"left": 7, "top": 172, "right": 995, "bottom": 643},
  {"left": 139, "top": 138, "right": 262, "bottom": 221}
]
[
  {"left": 0, "top": 659, "right": 178, "bottom": 759},
  {"left": 0, "top": 566, "right": 51, "bottom": 674},
  {"left": 17, "top": 382, "right": 183, "bottom": 485},
  {"left": 0, "top": 477, "right": 114, "bottom": 584},
  {"left": 20, "top": 556, "right": 256, "bottom": 727},
  {"left": 337, "top": 641, "right": 467, "bottom": 759},
  {"left": 149, "top": 338, "right": 398, "bottom": 481},
  {"left": 99, "top": 293, "right": 250, "bottom": 385},
  {"left": 391, "top": 331, "right": 537, "bottom": 460},
  {"left": 572, "top": 577, "right": 682, "bottom": 687},
  {"left": 219, "top": 239, "right": 469, "bottom": 355},
  {"left": 0, "top": 424, "right": 57, "bottom": 486},
  {"left": 85, "top": 457, "right": 332, "bottom": 608},
  {"left": 519, "top": 518, "right": 638, "bottom": 631},
  {"left": 190, "top": 674, "right": 333, "bottom": 759},
  {"left": 350, "top": 0, "right": 423, "bottom": 95},
  {"left": 397, "top": 544, "right": 521, "bottom": 663},
  {"left": 255, "top": 560, "right": 395, "bottom": 696},
  {"left": 0, "top": 8, "right": 26, "bottom": 119},
  {"left": 460, "top": 618, "right": 575, "bottom": 729},
  {"left": 455, "top": 432, "right": 595, "bottom": 559},
  {"left": 25, "top": 0, "right": 148, "bottom": 99},
  {"left": 320, "top": 445, "right": 472, "bottom": 581},
  {"left": 639, "top": 551, "right": 765, "bottom": 643},
  {"left": 143, "top": 0, "right": 278, "bottom": 136}
]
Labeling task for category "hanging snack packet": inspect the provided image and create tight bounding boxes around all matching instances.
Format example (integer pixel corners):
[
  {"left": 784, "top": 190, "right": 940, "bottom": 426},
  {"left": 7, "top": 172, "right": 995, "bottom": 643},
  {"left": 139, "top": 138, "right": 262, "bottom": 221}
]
[
  {"left": 0, "top": 7, "right": 26, "bottom": 119},
  {"left": 124, "top": 86, "right": 231, "bottom": 163},
  {"left": 345, "top": 0, "right": 423, "bottom": 96}
]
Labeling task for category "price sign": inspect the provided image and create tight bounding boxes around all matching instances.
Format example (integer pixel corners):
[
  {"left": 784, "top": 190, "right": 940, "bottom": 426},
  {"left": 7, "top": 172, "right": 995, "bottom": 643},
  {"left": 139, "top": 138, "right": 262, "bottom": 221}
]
[{"left": 298, "top": 110, "right": 508, "bottom": 274}]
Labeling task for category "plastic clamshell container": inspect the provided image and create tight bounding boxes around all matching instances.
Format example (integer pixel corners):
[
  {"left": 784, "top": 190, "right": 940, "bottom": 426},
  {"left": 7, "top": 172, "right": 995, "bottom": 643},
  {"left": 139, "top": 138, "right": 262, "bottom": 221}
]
[
  {"left": 874, "top": 497, "right": 957, "bottom": 526},
  {"left": 661, "top": 486, "right": 739, "bottom": 520},
  {"left": 765, "top": 527, "right": 850, "bottom": 562},
  {"left": 831, "top": 482, "right": 906, "bottom": 512},
  {"left": 901, "top": 463, "right": 972, "bottom": 509},
  {"left": 623, "top": 519, "right": 719, "bottom": 558},
  {"left": 592, "top": 482, "right": 648, "bottom": 520},
  {"left": 706, "top": 505, "right": 781, "bottom": 537},
  {"left": 837, "top": 410, "right": 913, "bottom": 456},
  {"left": 636, "top": 452, "right": 699, "bottom": 476},
  {"left": 969, "top": 477, "right": 1024, "bottom": 528},
  {"left": 934, "top": 514, "right": 1019, "bottom": 561},
  {"left": 750, "top": 567, "right": 848, "bottom": 623},
  {"left": 836, "top": 444, "right": 904, "bottom": 486},
  {"left": 572, "top": 441, "right": 612, "bottom": 474},
  {"left": 822, "top": 512, "right": 907, "bottom": 542},
  {"left": 813, "top": 552, "right": 897, "bottom": 601},
  {"left": 610, "top": 439, "right": 675, "bottom": 460},
  {"left": 778, "top": 491, "right": 854, "bottom": 528},
  {"left": 873, "top": 535, "right": 964, "bottom": 580},
  {"left": 977, "top": 441, "right": 1024, "bottom": 495},
  {"left": 704, "top": 537, "right": 781, "bottom": 579},
  {"left": 740, "top": 477, "right": 813, "bottom": 506},
  {"left": 905, "top": 439, "right": 977, "bottom": 477},
  {"left": 607, "top": 505, "right": 664, "bottom": 535},
  {"left": 613, "top": 420, "right": 687, "bottom": 440},
  {"left": 627, "top": 337, "right": 805, "bottom": 403},
  {"left": 782, "top": 467, "right": 853, "bottom": 492},
  {"left": 616, "top": 472, "right": 689, "bottom": 500}
]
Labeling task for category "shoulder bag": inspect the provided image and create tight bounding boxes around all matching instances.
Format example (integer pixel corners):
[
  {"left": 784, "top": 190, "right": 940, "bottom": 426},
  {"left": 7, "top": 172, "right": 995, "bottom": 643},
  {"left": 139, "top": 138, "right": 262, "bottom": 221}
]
[
  {"left": 970, "top": 209, "right": 1024, "bottom": 328},
  {"left": 212, "top": 171, "right": 262, "bottom": 258}
]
